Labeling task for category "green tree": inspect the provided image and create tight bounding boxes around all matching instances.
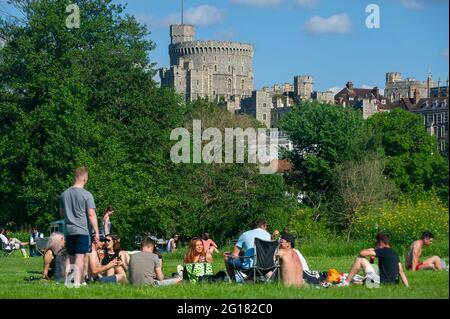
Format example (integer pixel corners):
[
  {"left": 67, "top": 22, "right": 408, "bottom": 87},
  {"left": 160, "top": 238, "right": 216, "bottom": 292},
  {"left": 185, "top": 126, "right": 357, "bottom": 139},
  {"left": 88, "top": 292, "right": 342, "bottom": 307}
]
[
  {"left": 367, "top": 108, "right": 448, "bottom": 204},
  {"left": 0, "top": 1, "right": 297, "bottom": 245},
  {"left": 279, "top": 101, "right": 371, "bottom": 206},
  {"left": 330, "top": 156, "right": 398, "bottom": 239}
]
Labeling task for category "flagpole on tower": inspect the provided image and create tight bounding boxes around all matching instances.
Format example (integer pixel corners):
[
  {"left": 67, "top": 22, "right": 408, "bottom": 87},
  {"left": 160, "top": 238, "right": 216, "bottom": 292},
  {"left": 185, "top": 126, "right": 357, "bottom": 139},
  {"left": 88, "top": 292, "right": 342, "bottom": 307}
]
[{"left": 181, "top": 0, "right": 184, "bottom": 25}]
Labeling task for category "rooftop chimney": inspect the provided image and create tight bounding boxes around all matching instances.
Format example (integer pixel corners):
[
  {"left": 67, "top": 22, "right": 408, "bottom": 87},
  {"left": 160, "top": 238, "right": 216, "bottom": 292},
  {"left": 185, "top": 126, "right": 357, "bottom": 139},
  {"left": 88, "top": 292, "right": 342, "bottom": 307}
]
[
  {"left": 371, "top": 87, "right": 380, "bottom": 99},
  {"left": 413, "top": 88, "right": 420, "bottom": 104}
]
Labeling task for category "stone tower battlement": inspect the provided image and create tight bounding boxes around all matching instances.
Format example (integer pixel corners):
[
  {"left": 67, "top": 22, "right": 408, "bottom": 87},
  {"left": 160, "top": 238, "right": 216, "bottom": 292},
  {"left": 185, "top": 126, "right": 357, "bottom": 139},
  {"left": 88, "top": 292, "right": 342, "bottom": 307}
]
[
  {"left": 294, "top": 75, "right": 314, "bottom": 101},
  {"left": 160, "top": 24, "right": 254, "bottom": 103},
  {"left": 386, "top": 72, "right": 402, "bottom": 83}
]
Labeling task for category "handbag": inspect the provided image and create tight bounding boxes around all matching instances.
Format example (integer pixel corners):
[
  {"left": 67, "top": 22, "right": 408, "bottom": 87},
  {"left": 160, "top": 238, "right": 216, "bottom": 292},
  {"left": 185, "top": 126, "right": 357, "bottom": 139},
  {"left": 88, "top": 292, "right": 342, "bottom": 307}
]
[{"left": 184, "top": 262, "right": 213, "bottom": 283}]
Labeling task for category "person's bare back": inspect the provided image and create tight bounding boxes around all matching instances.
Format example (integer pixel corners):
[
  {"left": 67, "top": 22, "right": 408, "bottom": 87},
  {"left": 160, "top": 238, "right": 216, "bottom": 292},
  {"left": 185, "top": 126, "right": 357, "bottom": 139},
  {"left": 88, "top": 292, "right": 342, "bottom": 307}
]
[
  {"left": 278, "top": 247, "right": 303, "bottom": 287},
  {"left": 406, "top": 240, "right": 422, "bottom": 270}
]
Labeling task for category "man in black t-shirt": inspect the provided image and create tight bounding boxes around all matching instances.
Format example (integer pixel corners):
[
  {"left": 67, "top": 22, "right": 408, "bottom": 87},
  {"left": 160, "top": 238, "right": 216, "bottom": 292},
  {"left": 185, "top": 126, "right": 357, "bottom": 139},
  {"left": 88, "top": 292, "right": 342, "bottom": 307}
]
[{"left": 341, "top": 233, "right": 409, "bottom": 287}]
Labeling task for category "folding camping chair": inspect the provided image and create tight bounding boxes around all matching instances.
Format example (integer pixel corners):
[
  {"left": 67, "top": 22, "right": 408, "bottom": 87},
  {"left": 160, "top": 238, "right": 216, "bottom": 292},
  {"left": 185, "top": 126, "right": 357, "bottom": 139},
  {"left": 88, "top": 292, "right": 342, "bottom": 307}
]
[
  {"left": 35, "top": 237, "right": 49, "bottom": 256},
  {"left": 232, "top": 238, "right": 280, "bottom": 283},
  {"left": 1, "top": 241, "right": 15, "bottom": 257}
]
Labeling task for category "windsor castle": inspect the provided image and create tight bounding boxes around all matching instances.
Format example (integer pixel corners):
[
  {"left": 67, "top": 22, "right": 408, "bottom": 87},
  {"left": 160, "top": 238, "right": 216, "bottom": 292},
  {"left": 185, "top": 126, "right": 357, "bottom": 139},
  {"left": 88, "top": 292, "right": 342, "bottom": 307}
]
[{"left": 159, "top": 23, "right": 448, "bottom": 151}]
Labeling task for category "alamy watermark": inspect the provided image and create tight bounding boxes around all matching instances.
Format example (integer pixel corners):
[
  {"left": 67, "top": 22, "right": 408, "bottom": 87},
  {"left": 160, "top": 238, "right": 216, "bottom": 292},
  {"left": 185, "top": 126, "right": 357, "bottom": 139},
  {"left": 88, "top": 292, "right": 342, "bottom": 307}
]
[
  {"left": 65, "top": 3, "right": 80, "bottom": 29},
  {"left": 366, "top": 4, "right": 381, "bottom": 29},
  {"left": 170, "top": 120, "right": 280, "bottom": 174}
]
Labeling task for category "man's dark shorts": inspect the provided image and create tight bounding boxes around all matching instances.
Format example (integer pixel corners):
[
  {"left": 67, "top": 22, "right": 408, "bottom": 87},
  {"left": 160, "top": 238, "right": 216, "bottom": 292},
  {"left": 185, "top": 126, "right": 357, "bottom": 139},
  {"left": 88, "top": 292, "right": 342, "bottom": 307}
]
[{"left": 66, "top": 235, "right": 91, "bottom": 255}]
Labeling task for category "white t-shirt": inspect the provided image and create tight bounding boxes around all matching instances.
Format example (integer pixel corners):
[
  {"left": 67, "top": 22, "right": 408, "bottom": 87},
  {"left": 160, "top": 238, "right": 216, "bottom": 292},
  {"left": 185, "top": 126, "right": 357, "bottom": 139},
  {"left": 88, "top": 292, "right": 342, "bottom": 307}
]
[
  {"left": 0, "top": 234, "right": 9, "bottom": 245},
  {"left": 29, "top": 232, "right": 44, "bottom": 245},
  {"left": 294, "top": 248, "right": 309, "bottom": 272}
]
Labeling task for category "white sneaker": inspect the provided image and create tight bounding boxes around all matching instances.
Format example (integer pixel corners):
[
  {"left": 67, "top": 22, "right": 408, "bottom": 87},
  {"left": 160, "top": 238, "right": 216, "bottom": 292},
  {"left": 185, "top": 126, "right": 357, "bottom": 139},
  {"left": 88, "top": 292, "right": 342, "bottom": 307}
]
[
  {"left": 176, "top": 265, "right": 184, "bottom": 278},
  {"left": 365, "top": 272, "right": 380, "bottom": 285},
  {"left": 352, "top": 274, "right": 365, "bottom": 284}
]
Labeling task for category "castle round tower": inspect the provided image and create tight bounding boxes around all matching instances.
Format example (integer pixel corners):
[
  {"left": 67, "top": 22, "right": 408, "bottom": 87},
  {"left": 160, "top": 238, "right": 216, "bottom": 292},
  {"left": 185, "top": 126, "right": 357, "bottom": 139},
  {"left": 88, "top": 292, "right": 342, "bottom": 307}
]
[{"left": 160, "top": 24, "right": 254, "bottom": 102}]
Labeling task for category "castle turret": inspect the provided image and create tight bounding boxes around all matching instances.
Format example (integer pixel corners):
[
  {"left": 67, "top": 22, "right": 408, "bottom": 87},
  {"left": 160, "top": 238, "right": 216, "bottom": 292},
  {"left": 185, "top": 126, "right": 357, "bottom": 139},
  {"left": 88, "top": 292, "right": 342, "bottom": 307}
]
[
  {"left": 294, "top": 75, "right": 314, "bottom": 101},
  {"left": 170, "top": 24, "right": 195, "bottom": 45},
  {"left": 386, "top": 72, "right": 402, "bottom": 83}
]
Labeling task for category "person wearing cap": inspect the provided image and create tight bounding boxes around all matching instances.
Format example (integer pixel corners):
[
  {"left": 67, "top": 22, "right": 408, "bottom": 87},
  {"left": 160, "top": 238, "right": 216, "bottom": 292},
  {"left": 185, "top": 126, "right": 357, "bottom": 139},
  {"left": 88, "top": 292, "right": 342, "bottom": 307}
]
[{"left": 277, "top": 233, "right": 303, "bottom": 287}]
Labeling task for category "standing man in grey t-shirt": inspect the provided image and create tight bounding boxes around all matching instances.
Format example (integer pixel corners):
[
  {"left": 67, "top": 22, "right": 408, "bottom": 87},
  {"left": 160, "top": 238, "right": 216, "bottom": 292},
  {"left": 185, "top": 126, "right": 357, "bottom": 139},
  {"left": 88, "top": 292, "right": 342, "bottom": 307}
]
[{"left": 60, "top": 166, "right": 99, "bottom": 288}]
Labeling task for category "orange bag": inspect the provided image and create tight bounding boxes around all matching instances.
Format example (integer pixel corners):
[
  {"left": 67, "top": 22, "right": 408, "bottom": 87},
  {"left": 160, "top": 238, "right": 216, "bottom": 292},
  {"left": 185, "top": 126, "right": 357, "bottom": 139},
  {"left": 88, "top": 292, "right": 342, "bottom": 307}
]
[{"left": 326, "top": 268, "right": 343, "bottom": 284}]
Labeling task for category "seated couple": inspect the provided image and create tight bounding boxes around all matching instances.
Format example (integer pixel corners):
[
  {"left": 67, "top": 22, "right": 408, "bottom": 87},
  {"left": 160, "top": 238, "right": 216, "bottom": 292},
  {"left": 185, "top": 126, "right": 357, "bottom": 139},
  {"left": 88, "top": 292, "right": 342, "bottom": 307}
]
[
  {"left": 85, "top": 234, "right": 129, "bottom": 284},
  {"left": 223, "top": 218, "right": 305, "bottom": 287},
  {"left": 0, "top": 227, "right": 29, "bottom": 258}
]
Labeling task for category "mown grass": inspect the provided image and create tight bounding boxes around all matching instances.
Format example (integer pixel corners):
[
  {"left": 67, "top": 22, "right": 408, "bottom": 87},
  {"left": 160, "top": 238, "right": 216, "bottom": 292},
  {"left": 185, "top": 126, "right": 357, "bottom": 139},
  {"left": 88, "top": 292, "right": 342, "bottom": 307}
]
[{"left": 1, "top": 242, "right": 448, "bottom": 299}]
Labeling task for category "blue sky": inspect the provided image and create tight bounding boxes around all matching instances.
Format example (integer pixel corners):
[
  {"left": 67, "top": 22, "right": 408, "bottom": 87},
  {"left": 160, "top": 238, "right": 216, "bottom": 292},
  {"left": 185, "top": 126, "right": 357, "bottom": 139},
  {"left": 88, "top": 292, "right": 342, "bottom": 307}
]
[
  {"left": 121, "top": 0, "right": 449, "bottom": 93},
  {"left": 2, "top": 0, "right": 449, "bottom": 92}
]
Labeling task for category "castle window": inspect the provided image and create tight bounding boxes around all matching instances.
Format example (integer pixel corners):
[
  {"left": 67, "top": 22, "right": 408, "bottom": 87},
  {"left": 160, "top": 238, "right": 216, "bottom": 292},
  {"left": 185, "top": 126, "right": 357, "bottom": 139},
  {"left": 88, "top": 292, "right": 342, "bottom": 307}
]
[
  {"left": 263, "top": 114, "right": 267, "bottom": 121},
  {"left": 214, "top": 65, "right": 217, "bottom": 72},
  {"left": 203, "top": 56, "right": 206, "bottom": 62},
  {"left": 241, "top": 79, "right": 245, "bottom": 90},
  {"left": 228, "top": 57, "right": 231, "bottom": 63},
  {"left": 263, "top": 103, "right": 267, "bottom": 108},
  {"left": 227, "top": 79, "right": 232, "bottom": 91},
  {"left": 203, "top": 65, "right": 206, "bottom": 71},
  {"left": 214, "top": 56, "right": 217, "bottom": 61},
  {"left": 197, "top": 80, "right": 199, "bottom": 86},
  {"left": 228, "top": 66, "right": 231, "bottom": 73}
]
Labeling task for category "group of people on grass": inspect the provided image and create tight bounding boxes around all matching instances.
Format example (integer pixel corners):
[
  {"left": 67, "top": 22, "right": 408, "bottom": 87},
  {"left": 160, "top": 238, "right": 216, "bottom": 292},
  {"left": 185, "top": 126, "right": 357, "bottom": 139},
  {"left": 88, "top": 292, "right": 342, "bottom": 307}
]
[
  {"left": 1, "top": 226, "right": 44, "bottom": 258},
  {"left": 4, "top": 166, "right": 446, "bottom": 289}
]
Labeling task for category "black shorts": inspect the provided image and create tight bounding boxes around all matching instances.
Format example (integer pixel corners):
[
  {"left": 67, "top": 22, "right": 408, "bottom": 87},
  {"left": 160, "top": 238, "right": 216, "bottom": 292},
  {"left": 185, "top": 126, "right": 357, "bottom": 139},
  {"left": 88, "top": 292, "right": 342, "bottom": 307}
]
[{"left": 66, "top": 235, "right": 91, "bottom": 255}]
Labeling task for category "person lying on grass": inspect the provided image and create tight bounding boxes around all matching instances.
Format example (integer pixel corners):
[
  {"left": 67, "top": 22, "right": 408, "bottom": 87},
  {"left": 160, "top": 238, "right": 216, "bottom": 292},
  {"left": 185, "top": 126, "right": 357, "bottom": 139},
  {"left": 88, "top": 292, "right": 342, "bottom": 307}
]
[
  {"left": 129, "top": 237, "right": 182, "bottom": 287},
  {"left": 405, "top": 231, "right": 446, "bottom": 271},
  {"left": 86, "top": 236, "right": 126, "bottom": 284},
  {"left": 277, "top": 233, "right": 304, "bottom": 287},
  {"left": 340, "top": 232, "right": 409, "bottom": 287}
]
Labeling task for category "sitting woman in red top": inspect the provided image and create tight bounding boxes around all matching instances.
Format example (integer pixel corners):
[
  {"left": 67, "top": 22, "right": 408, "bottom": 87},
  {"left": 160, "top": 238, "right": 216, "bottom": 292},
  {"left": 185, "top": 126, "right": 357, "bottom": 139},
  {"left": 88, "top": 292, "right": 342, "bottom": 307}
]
[{"left": 201, "top": 233, "right": 219, "bottom": 255}]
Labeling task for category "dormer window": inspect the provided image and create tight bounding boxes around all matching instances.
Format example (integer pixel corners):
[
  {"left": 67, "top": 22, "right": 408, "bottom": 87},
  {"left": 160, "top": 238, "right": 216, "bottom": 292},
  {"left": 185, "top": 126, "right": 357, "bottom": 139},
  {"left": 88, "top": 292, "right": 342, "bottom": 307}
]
[{"left": 381, "top": 99, "right": 386, "bottom": 105}]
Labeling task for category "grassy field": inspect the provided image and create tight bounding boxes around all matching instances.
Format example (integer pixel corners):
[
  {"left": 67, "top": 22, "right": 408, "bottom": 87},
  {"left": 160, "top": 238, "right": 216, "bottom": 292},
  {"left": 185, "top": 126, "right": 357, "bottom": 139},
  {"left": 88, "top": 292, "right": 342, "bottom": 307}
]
[{"left": 0, "top": 245, "right": 448, "bottom": 299}]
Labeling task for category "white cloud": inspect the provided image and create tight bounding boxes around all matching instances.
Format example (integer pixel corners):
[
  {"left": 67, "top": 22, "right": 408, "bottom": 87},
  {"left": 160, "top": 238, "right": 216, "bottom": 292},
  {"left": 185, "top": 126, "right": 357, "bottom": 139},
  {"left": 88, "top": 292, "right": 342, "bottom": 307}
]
[
  {"left": 400, "top": 0, "right": 424, "bottom": 9},
  {"left": 296, "top": 0, "right": 319, "bottom": 9},
  {"left": 442, "top": 48, "right": 449, "bottom": 59},
  {"left": 230, "top": 0, "right": 283, "bottom": 7},
  {"left": 399, "top": 0, "right": 448, "bottom": 9},
  {"left": 327, "top": 86, "right": 343, "bottom": 94},
  {"left": 304, "top": 14, "right": 352, "bottom": 34},
  {"left": 138, "top": 5, "right": 226, "bottom": 28}
]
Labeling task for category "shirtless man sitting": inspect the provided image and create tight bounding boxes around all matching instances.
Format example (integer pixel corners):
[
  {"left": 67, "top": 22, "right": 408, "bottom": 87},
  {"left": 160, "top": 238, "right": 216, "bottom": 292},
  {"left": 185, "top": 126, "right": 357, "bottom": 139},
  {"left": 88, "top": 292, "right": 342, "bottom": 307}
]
[
  {"left": 86, "top": 237, "right": 126, "bottom": 284},
  {"left": 406, "top": 231, "right": 445, "bottom": 271},
  {"left": 277, "top": 233, "right": 303, "bottom": 287}
]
